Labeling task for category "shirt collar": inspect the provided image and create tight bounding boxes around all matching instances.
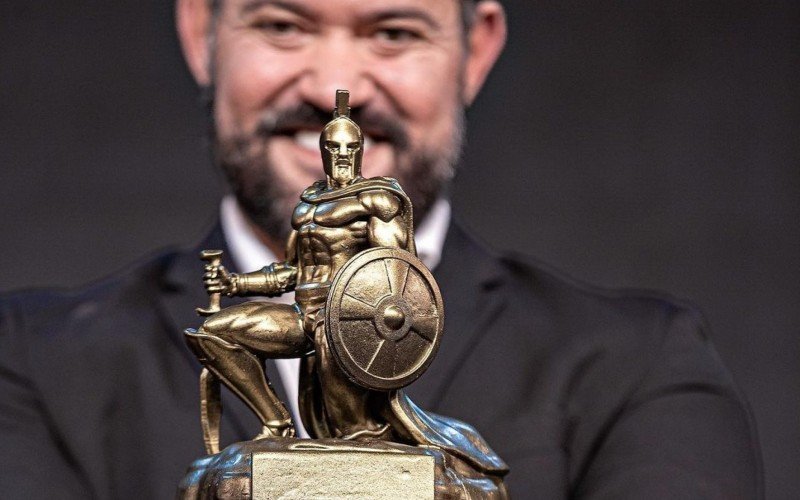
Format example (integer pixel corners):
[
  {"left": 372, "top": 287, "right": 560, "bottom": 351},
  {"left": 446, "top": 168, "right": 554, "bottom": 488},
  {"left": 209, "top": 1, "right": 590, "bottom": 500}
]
[{"left": 220, "top": 194, "right": 451, "bottom": 274}]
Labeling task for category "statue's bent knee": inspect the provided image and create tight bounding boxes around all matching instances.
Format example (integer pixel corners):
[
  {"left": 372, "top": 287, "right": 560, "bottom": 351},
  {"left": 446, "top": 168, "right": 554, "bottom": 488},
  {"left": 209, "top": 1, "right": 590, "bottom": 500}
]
[
  {"left": 200, "top": 301, "right": 306, "bottom": 356},
  {"left": 183, "top": 329, "right": 295, "bottom": 435}
]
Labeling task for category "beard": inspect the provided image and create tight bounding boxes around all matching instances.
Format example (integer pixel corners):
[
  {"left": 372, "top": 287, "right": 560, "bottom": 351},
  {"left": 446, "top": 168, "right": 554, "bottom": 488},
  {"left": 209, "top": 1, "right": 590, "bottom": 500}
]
[{"left": 207, "top": 95, "right": 465, "bottom": 244}]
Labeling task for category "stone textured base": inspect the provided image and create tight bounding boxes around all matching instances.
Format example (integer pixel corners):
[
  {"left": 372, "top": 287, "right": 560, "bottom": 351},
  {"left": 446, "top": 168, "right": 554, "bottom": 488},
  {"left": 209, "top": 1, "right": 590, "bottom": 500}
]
[{"left": 252, "top": 441, "right": 434, "bottom": 499}]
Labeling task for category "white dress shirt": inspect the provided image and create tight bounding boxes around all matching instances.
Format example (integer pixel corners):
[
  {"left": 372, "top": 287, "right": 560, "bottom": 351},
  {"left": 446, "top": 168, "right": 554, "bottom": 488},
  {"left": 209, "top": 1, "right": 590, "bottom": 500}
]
[{"left": 220, "top": 194, "right": 451, "bottom": 438}]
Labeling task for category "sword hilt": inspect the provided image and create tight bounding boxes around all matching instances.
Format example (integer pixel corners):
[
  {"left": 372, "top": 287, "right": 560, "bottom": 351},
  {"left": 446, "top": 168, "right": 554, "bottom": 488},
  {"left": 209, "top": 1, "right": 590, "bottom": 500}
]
[{"left": 197, "top": 249, "right": 224, "bottom": 317}]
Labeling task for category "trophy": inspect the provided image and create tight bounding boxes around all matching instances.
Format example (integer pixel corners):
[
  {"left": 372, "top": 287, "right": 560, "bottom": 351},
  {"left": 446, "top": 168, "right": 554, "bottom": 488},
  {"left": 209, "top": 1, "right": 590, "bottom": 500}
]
[{"left": 178, "top": 91, "right": 509, "bottom": 499}]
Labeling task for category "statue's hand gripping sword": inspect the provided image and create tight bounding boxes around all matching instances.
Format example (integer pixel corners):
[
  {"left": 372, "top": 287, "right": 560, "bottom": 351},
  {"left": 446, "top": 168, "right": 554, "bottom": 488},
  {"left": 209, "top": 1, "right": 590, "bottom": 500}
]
[{"left": 197, "top": 249, "right": 224, "bottom": 316}]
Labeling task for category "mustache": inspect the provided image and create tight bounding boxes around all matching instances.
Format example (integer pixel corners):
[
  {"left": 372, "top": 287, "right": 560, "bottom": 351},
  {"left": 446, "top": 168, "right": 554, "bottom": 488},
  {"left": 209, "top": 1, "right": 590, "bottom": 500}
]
[{"left": 253, "top": 103, "right": 409, "bottom": 151}]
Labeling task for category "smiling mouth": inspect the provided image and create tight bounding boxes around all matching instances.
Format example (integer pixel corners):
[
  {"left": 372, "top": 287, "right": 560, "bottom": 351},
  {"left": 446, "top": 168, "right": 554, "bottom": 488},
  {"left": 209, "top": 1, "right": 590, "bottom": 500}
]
[{"left": 290, "top": 130, "right": 375, "bottom": 154}]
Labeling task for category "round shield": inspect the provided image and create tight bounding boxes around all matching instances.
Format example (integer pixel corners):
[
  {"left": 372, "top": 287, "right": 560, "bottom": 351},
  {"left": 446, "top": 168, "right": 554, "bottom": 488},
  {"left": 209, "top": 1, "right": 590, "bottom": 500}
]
[{"left": 325, "top": 247, "right": 444, "bottom": 391}]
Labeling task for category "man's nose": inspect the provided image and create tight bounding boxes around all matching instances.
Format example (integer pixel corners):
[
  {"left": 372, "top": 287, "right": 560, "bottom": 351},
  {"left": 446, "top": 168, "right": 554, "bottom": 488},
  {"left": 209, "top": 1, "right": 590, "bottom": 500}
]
[
  {"left": 297, "top": 33, "right": 375, "bottom": 111},
  {"left": 338, "top": 143, "right": 349, "bottom": 157}
]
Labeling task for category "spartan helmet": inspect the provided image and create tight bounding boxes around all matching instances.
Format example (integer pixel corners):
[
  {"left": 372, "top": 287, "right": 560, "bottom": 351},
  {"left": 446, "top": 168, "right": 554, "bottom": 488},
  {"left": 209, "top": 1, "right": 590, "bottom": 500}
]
[{"left": 320, "top": 90, "right": 363, "bottom": 187}]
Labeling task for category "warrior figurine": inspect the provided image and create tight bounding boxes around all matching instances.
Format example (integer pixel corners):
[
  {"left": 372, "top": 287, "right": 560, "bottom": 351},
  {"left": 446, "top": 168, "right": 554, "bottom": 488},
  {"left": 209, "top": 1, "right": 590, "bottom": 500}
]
[{"left": 184, "top": 91, "right": 507, "bottom": 496}]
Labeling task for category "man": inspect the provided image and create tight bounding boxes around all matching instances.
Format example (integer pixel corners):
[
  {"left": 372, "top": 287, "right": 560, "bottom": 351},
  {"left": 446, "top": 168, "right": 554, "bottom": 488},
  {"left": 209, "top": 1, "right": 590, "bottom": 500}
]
[{"left": 0, "top": 0, "right": 761, "bottom": 498}]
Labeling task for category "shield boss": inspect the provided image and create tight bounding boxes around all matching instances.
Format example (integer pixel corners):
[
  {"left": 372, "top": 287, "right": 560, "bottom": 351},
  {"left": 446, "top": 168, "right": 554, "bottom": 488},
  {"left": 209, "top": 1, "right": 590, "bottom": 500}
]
[{"left": 325, "top": 247, "right": 444, "bottom": 391}]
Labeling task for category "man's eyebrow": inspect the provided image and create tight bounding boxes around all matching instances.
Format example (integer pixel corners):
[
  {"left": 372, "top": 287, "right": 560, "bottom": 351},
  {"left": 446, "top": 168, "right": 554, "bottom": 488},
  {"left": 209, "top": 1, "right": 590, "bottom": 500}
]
[
  {"left": 238, "top": 2, "right": 442, "bottom": 31},
  {"left": 241, "top": 0, "right": 313, "bottom": 18},
  {"left": 362, "top": 9, "right": 442, "bottom": 31}
]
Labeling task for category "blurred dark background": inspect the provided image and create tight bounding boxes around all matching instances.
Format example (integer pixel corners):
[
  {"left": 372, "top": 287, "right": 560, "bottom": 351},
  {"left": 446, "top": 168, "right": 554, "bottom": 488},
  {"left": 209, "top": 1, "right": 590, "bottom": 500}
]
[{"left": 1, "top": 0, "right": 797, "bottom": 497}]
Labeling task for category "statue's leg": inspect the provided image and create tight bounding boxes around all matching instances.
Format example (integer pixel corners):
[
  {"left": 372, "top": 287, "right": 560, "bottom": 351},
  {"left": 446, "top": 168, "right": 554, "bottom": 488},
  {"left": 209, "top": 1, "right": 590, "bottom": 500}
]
[
  {"left": 201, "top": 301, "right": 309, "bottom": 356},
  {"left": 312, "top": 318, "right": 391, "bottom": 440},
  {"left": 185, "top": 302, "right": 310, "bottom": 439},
  {"left": 185, "top": 330, "right": 296, "bottom": 439}
]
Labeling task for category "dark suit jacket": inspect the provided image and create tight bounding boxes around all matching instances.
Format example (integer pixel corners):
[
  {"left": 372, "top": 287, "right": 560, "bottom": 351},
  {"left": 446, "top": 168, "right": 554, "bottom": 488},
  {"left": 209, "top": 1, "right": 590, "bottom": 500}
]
[{"left": 0, "top": 222, "right": 761, "bottom": 499}]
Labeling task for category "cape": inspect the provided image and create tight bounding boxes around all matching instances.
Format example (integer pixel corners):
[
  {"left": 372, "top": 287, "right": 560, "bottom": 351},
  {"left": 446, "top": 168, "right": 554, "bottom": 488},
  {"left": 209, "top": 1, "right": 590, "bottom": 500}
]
[{"left": 389, "top": 390, "right": 510, "bottom": 476}]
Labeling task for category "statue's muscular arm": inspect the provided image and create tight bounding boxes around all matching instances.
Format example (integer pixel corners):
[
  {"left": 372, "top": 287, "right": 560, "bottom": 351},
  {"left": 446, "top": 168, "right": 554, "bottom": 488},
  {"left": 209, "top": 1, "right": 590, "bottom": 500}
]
[
  {"left": 358, "top": 190, "right": 408, "bottom": 249},
  {"left": 226, "top": 231, "right": 300, "bottom": 297}
]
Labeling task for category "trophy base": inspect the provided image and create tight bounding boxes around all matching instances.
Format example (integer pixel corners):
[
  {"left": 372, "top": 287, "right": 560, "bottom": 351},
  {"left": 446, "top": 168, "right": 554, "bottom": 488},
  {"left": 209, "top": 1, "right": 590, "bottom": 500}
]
[
  {"left": 252, "top": 440, "right": 434, "bottom": 499},
  {"left": 178, "top": 437, "right": 436, "bottom": 500}
]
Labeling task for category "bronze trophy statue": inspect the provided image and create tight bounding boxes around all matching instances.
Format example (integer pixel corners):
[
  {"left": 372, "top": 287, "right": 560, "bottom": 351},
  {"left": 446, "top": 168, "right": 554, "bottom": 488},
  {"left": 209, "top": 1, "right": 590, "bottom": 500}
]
[{"left": 178, "top": 91, "right": 509, "bottom": 499}]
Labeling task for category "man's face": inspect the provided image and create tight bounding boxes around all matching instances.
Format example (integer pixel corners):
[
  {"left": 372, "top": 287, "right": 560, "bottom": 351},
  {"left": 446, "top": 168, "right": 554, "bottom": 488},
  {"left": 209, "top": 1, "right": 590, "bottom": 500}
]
[
  {"left": 179, "top": 0, "right": 506, "bottom": 243},
  {"left": 204, "top": 0, "right": 470, "bottom": 240}
]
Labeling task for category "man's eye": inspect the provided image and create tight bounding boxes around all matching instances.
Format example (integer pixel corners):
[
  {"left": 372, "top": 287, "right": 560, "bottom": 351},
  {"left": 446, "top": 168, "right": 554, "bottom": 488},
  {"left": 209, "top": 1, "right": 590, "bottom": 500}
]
[
  {"left": 252, "top": 19, "right": 302, "bottom": 38},
  {"left": 263, "top": 21, "right": 296, "bottom": 33},
  {"left": 373, "top": 28, "right": 421, "bottom": 44}
]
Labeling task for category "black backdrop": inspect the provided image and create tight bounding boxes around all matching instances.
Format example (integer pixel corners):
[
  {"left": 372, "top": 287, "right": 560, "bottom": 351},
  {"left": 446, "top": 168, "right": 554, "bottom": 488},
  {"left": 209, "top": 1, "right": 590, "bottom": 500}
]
[{"left": 1, "top": 1, "right": 797, "bottom": 497}]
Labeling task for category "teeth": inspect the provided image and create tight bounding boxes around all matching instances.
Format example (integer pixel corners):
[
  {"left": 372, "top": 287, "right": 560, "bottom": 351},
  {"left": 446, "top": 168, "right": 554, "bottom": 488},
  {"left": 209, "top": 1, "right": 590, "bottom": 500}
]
[
  {"left": 292, "top": 131, "right": 377, "bottom": 152},
  {"left": 294, "top": 131, "right": 319, "bottom": 151}
]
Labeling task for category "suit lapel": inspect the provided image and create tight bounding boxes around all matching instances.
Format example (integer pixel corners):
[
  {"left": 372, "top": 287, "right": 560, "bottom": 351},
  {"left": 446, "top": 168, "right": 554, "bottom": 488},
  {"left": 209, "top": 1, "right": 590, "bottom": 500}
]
[
  {"left": 156, "top": 223, "right": 232, "bottom": 368},
  {"left": 154, "top": 224, "right": 263, "bottom": 441},
  {"left": 408, "top": 221, "right": 508, "bottom": 410}
]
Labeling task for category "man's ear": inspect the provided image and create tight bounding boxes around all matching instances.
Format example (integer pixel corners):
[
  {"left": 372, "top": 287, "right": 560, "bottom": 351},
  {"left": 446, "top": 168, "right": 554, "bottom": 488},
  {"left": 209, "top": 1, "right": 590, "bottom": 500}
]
[
  {"left": 176, "top": 0, "right": 215, "bottom": 86},
  {"left": 462, "top": 1, "right": 507, "bottom": 106}
]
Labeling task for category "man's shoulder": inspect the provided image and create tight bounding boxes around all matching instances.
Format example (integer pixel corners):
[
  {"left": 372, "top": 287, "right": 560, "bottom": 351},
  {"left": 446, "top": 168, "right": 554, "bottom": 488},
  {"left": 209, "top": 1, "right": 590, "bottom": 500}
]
[
  {"left": 487, "top": 248, "right": 740, "bottom": 407},
  {"left": 444, "top": 230, "right": 716, "bottom": 390},
  {"left": 491, "top": 250, "right": 713, "bottom": 364},
  {"left": 500, "top": 251, "right": 704, "bottom": 333},
  {"left": 0, "top": 248, "right": 182, "bottom": 338},
  {"left": 444, "top": 222, "right": 706, "bottom": 347}
]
